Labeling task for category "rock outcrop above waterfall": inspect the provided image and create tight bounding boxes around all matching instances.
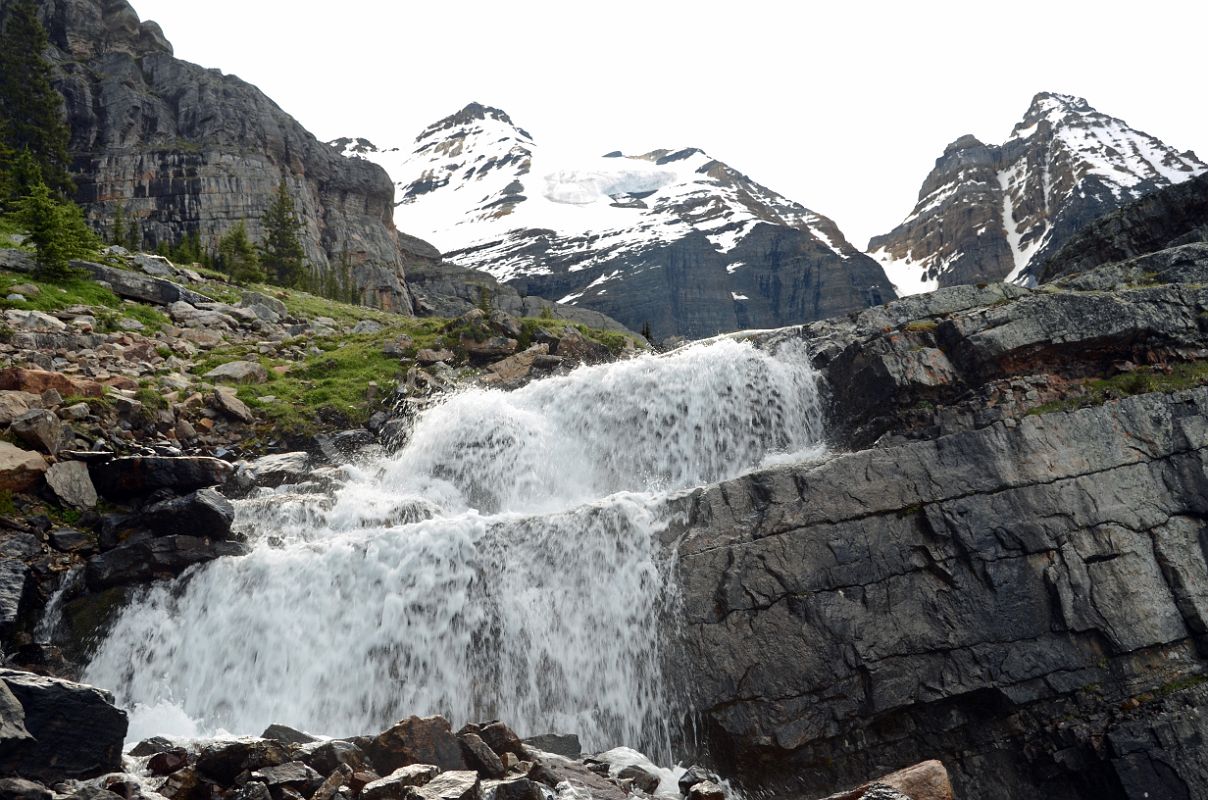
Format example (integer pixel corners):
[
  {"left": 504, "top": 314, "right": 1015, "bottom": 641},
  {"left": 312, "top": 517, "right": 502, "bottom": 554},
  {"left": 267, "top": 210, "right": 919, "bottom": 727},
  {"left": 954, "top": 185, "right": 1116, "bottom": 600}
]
[
  {"left": 334, "top": 104, "right": 895, "bottom": 339},
  {"left": 670, "top": 241, "right": 1208, "bottom": 799},
  {"left": 19, "top": 0, "right": 416, "bottom": 310},
  {"left": 1036, "top": 172, "right": 1208, "bottom": 283},
  {"left": 868, "top": 93, "right": 1206, "bottom": 294}
]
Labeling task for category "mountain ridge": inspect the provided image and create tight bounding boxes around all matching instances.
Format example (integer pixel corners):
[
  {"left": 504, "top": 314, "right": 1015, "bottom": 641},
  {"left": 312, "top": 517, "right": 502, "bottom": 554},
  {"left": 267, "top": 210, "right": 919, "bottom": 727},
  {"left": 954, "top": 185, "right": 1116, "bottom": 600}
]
[
  {"left": 332, "top": 102, "right": 894, "bottom": 339},
  {"left": 868, "top": 91, "right": 1207, "bottom": 294}
]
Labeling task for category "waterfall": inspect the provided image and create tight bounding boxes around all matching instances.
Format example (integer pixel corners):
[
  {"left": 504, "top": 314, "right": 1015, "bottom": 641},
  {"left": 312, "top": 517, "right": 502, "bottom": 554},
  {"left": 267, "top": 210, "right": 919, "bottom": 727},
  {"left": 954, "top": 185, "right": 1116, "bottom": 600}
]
[{"left": 83, "top": 337, "right": 826, "bottom": 757}]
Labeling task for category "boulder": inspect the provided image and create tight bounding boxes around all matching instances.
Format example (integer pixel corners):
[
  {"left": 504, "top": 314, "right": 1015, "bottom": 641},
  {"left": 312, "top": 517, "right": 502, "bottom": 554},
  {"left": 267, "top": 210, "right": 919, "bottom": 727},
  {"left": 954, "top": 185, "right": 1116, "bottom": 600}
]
[
  {"left": 88, "top": 456, "right": 234, "bottom": 500},
  {"left": 229, "top": 452, "right": 310, "bottom": 495},
  {"left": 362, "top": 764, "right": 441, "bottom": 800},
  {"left": 820, "top": 762, "right": 953, "bottom": 800},
  {"left": 521, "top": 733, "right": 580, "bottom": 758},
  {"left": 0, "top": 442, "right": 48, "bottom": 493},
  {"left": 0, "top": 559, "right": 31, "bottom": 635},
  {"left": 617, "top": 764, "right": 660, "bottom": 794},
  {"left": 212, "top": 387, "right": 255, "bottom": 423},
  {"left": 0, "top": 680, "right": 31, "bottom": 743},
  {"left": 477, "top": 722, "right": 523, "bottom": 759},
  {"left": 261, "top": 723, "right": 319, "bottom": 745},
  {"left": 129, "top": 736, "right": 175, "bottom": 757},
  {"left": 73, "top": 260, "right": 213, "bottom": 307},
  {"left": 205, "top": 361, "right": 269, "bottom": 384},
  {"left": 416, "top": 348, "right": 455, "bottom": 366},
  {"left": 352, "top": 320, "right": 384, "bottom": 335},
  {"left": 301, "top": 739, "right": 369, "bottom": 775},
  {"left": 148, "top": 747, "right": 190, "bottom": 776},
  {"left": 677, "top": 766, "right": 718, "bottom": 796},
  {"left": 0, "top": 669, "right": 127, "bottom": 782},
  {"left": 45, "top": 461, "right": 99, "bottom": 509},
  {"left": 311, "top": 765, "right": 353, "bottom": 800},
  {"left": 0, "top": 368, "right": 102, "bottom": 398},
  {"left": 482, "top": 777, "right": 541, "bottom": 800},
  {"left": 460, "top": 733, "right": 505, "bottom": 779},
  {"left": 686, "top": 782, "right": 725, "bottom": 800},
  {"left": 550, "top": 328, "right": 609, "bottom": 364},
  {"left": 120, "top": 488, "right": 235, "bottom": 540},
  {"left": 370, "top": 715, "right": 468, "bottom": 773},
  {"left": 461, "top": 335, "right": 517, "bottom": 360},
  {"left": 48, "top": 528, "right": 94, "bottom": 554},
  {"left": 3, "top": 310, "right": 66, "bottom": 332},
  {"left": 9, "top": 410, "right": 62, "bottom": 454},
  {"left": 0, "top": 391, "right": 42, "bottom": 425},
  {"left": 0, "top": 778, "right": 51, "bottom": 800},
  {"left": 483, "top": 345, "right": 548, "bottom": 385},
  {"left": 195, "top": 738, "right": 291, "bottom": 785},
  {"left": 250, "top": 761, "right": 322, "bottom": 790},
  {"left": 412, "top": 771, "right": 481, "bottom": 800},
  {"left": 84, "top": 535, "right": 249, "bottom": 590}
]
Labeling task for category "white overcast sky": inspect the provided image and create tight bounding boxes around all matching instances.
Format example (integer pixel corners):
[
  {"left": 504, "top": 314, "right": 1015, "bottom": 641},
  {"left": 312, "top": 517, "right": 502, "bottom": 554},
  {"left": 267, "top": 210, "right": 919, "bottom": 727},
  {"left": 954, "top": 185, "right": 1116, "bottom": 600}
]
[{"left": 128, "top": 0, "right": 1205, "bottom": 249}]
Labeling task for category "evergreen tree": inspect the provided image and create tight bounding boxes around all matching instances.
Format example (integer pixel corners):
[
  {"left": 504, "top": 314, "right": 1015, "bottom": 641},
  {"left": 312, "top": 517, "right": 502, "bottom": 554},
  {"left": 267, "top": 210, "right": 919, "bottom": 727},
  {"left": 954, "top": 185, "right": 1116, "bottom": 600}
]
[
  {"left": 0, "top": 0, "right": 73, "bottom": 195},
  {"left": 124, "top": 219, "right": 141, "bottom": 253},
  {"left": 259, "top": 178, "right": 305, "bottom": 287},
  {"left": 217, "top": 222, "right": 264, "bottom": 284},
  {"left": 14, "top": 176, "right": 99, "bottom": 280},
  {"left": 110, "top": 205, "right": 126, "bottom": 247}
]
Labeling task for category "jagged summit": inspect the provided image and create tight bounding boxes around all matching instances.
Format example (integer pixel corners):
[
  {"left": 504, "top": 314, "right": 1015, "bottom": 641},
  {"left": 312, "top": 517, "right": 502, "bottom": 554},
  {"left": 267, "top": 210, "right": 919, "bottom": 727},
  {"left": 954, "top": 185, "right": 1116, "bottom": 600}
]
[
  {"left": 334, "top": 104, "right": 893, "bottom": 338},
  {"left": 870, "top": 92, "right": 1207, "bottom": 294}
]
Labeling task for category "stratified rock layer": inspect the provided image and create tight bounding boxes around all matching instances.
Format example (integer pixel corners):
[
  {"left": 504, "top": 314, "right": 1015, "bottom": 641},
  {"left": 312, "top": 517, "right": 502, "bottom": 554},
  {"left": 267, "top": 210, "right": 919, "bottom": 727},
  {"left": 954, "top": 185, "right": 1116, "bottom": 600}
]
[
  {"left": 670, "top": 244, "right": 1208, "bottom": 799},
  {"left": 22, "top": 0, "right": 415, "bottom": 311}
]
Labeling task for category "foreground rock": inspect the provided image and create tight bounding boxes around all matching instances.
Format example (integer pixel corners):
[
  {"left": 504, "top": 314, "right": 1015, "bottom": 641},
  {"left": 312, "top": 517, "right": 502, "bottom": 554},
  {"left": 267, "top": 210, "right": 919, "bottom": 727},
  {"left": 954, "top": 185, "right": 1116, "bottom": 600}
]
[
  {"left": 820, "top": 762, "right": 954, "bottom": 800},
  {"left": 88, "top": 456, "right": 234, "bottom": 500},
  {"left": 0, "top": 669, "right": 126, "bottom": 782}
]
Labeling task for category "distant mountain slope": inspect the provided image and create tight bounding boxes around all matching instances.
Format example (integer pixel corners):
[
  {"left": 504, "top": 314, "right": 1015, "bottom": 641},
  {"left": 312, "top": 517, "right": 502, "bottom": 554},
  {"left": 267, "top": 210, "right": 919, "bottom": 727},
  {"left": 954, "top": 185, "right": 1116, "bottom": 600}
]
[
  {"left": 868, "top": 92, "right": 1206, "bottom": 295},
  {"left": 19, "top": 0, "right": 415, "bottom": 310},
  {"left": 333, "top": 103, "right": 894, "bottom": 339}
]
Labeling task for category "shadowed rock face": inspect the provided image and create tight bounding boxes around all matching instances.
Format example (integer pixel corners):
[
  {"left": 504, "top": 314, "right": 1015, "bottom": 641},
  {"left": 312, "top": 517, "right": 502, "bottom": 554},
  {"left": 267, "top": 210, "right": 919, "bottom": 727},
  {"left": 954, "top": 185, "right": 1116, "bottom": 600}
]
[
  {"left": 1038, "top": 173, "right": 1208, "bottom": 283},
  {"left": 16, "top": 0, "right": 416, "bottom": 311},
  {"left": 666, "top": 245, "right": 1208, "bottom": 799}
]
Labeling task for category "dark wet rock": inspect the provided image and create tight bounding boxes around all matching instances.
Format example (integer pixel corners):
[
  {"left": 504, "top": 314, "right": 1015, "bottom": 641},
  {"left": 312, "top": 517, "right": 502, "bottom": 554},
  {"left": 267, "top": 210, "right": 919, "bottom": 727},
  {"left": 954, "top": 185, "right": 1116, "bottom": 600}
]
[
  {"left": 48, "top": 528, "right": 95, "bottom": 554},
  {"left": 129, "top": 736, "right": 174, "bottom": 757},
  {"left": 195, "top": 738, "right": 291, "bottom": 785},
  {"left": 678, "top": 767, "right": 717, "bottom": 797},
  {"left": 0, "top": 559, "right": 31, "bottom": 637},
  {"left": 481, "top": 777, "right": 541, "bottom": 800},
  {"left": 671, "top": 386, "right": 1208, "bottom": 799},
  {"left": 261, "top": 723, "right": 318, "bottom": 745},
  {"left": 476, "top": 722, "right": 523, "bottom": 760},
  {"left": 117, "top": 488, "right": 235, "bottom": 540},
  {"left": 617, "top": 764, "right": 660, "bottom": 794},
  {"left": 0, "top": 681, "right": 32, "bottom": 743},
  {"left": 250, "top": 761, "right": 322, "bottom": 791},
  {"left": 88, "top": 456, "right": 234, "bottom": 501},
  {"left": 85, "top": 535, "right": 248, "bottom": 590},
  {"left": 315, "top": 430, "right": 377, "bottom": 463},
  {"left": 0, "top": 669, "right": 126, "bottom": 782},
  {"left": 0, "top": 778, "right": 53, "bottom": 800},
  {"left": 520, "top": 734, "right": 579, "bottom": 759},
  {"left": 158, "top": 767, "right": 212, "bottom": 800},
  {"left": 227, "top": 453, "right": 311, "bottom": 496},
  {"left": 362, "top": 765, "right": 440, "bottom": 800},
  {"left": 459, "top": 733, "right": 505, "bottom": 779},
  {"left": 300, "top": 739, "right": 368, "bottom": 775},
  {"left": 148, "top": 748, "right": 190, "bottom": 776},
  {"left": 369, "top": 715, "right": 468, "bottom": 774}
]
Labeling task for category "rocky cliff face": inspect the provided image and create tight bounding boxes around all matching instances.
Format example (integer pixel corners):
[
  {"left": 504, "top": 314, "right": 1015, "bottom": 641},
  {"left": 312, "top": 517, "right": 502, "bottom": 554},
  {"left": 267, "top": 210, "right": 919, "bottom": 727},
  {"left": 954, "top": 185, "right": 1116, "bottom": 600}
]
[
  {"left": 335, "top": 104, "right": 895, "bottom": 340},
  {"left": 16, "top": 0, "right": 415, "bottom": 311},
  {"left": 1038, "top": 173, "right": 1208, "bottom": 283},
  {"left": 868, "top": 93, "right": 1206, "bottom": 294},
  {"left": 667, "top": 239, "right": 1208, "bottom": 799}
]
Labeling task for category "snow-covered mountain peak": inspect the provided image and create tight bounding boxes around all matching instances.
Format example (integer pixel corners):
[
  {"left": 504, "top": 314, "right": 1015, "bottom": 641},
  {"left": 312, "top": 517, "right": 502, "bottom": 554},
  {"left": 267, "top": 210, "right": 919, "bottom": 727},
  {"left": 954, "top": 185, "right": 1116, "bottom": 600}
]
[
  {"left": 869, "top": 92, "right": 1207, "bottom": 295},
  {"left": 330, "top": 103, "right": 893, "bottom": 337}
]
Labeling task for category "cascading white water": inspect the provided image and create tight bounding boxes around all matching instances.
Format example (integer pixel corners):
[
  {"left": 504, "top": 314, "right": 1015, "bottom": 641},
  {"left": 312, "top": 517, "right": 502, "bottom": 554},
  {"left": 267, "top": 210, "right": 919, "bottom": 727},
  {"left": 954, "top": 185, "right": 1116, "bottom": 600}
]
[{"left": 83, "top": 337, "right": 826, "bottom": 758}]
